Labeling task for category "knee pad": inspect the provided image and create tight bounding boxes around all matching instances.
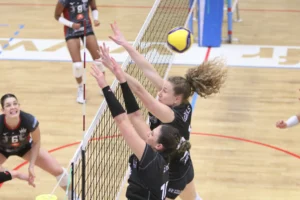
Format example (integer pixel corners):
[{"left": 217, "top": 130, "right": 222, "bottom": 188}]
[
  {"left": 72, "top": 62, "right": 84, "bottom": 78},
  {"left": 56, "top": 167, "right": 69, "bottom": 187},
  {"left": 94, "top": 60, "right": 105, "bottom": 72}
]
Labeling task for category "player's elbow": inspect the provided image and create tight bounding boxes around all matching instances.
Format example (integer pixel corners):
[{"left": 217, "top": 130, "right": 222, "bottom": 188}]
[
  {"left": 114, "top": 113, "right": 128, "bottom": 125},
  {"left": 54, "top": 13, "right": 60, "bottom": 21}
]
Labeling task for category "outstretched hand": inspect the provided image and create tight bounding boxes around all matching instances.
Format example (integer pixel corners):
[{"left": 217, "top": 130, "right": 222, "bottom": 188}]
[
  {"left": 275, "top": 120, "right": 287, "bottom": 129},
  {"left": 90, "top": 64, "right": 108, "bottom": 89},
  {"left": 109, "top": 21, "right": 128, "bottom": 46},
  {"left": 97, "top": 43, "right": 114, "bottom": 71},
  {"left": 98, "top": 43, "right": 126, "bottom": 83},
  {"left": 28, "top": 166, "right": 35, "bottom": 187},
  {"left": 94, "top": 20, "right": 100, "bottom": 27}
]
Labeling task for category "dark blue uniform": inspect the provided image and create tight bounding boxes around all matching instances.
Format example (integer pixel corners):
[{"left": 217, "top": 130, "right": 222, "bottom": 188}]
[
  {"left": 59, "top": 0, "right": 95, "bottom": 41},
  {"left": 0, "top": 111, "right": 39, "bottom": 158},
  {"left": 126, "top": 144, "right": 169, "bottom": 200},
  {"left": 149, "top": 103, "right": 194, "bottom": 199}
]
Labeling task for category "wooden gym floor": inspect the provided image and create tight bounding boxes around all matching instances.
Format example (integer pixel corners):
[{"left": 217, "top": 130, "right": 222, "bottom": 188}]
[{"left": 1, "top": 0, "right": 300, "bottom": 199}]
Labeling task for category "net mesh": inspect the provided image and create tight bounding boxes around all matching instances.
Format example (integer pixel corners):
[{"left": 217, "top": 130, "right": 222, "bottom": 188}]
[{"left": 70, "top": 0, "right": 194, "bottom": 199}]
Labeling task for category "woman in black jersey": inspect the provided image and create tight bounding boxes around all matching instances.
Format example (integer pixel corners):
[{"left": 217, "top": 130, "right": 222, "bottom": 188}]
[
  {"left": 99, "top": 22, "right": 228, "bottom": 200},
  {"left": 90, "top": 64, "right": 191, "bottom": 200},
  {"left": 0, "top": 169, "right": 35, "bottom": 186},
  {"left": 0, "top": 94, "right": 70, "bottom": 190}
]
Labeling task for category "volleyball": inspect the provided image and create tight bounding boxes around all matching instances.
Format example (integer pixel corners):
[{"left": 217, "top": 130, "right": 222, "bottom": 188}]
[{"left": 167, "top": 27, "right": 194, "bottom": 53}]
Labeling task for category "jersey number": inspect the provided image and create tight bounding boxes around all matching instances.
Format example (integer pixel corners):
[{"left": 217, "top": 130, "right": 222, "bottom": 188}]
[
  {"left": 11, "top": 136, "right": 19, "bottom": 143},
  {"left": 77, "top": 5, "right": 83, "bottom": 13},
  {"left": 160, "top": 181, "right": 169, "bottom": 200}
]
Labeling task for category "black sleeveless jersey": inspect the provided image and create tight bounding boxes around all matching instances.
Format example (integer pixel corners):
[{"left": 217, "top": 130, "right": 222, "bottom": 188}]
[
  {"left": 0, "top": 111, "right": 39, "bottom": 153},
  {"left": 149, "top": 103, "right": 192, "bottom": 140},
  {"left": 126, "top": 144, "right": 169, "bottom": 200},
  {"left": 148, "top": 103, "right": 193, "bottom": 179}
]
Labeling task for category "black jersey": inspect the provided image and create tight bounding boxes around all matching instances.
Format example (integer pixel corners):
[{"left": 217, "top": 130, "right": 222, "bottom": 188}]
[
  {"left": 59, "top": 0, "right": 94, "bottom": 38},
  {"left": 126, "top": 144, "right": 169, "bottom": 200},
  {"left": 148, "top": 103, "right": 193, "bottom": 179},
  {"left": 149, "top": 103, "right": 192, "bottom": 140},
  {"left": 0, "top": 111, "right": 39, "bottom": 153}
]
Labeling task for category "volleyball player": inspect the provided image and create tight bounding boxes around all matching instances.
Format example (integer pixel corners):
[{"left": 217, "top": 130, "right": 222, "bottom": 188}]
[
  {"left": 100, "top": 22, "right": 227, "bottom": 200},
  {"left": 0, "top": 94, "right": 69, "bottom": 190},
  {"left": 90, "top": 64, "right": 191, "bottom": 200},
  {"left": 276, "top": 115, "right": 300, "bottom": 129},
  {"left": 0, "top": 169, "right": 35, "bottom": 186},
  {"left": 54, "top": 0, "right": 105, "bottom": 104}
]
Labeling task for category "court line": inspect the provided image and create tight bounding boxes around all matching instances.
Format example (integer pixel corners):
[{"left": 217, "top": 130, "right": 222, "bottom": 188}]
[
  {"left": 0, "top": 3, "right": 151, "bottom": 9},
  {"left": 0, "top": 3, "right": 299, "bottom": 13},
  {"left": 0, "top": 24, "right": 9, "bottom": 27},
  {"left": 240, "top": 8, "right": 300, "bottom": 13},
  {"left": 193, "top": 132, "right": 300, "bottom": 159},
  {"left": 0, "top": 58, "right": 299, "bottom": 69},
  {"left": 0, "top": 24, "right": 24, "bottom": 55}
]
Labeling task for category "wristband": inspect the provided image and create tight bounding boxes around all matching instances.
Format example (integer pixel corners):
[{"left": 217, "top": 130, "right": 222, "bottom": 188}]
[
  {"left": 102, "top": 86, "right": 125, "bottom": 118},
  {"left": 58, "top": 16, "right": 73, "bottom": 28}
]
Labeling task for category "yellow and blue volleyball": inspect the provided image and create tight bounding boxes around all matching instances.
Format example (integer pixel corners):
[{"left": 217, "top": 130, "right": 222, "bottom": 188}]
[{"left": 167, "top": 27, "right": 194, "bottom": 53}]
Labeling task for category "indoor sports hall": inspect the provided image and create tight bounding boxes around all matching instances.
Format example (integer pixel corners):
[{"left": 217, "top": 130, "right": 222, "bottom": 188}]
[{"left": 0, "top": 0, "right": 300, "bottom": 199}]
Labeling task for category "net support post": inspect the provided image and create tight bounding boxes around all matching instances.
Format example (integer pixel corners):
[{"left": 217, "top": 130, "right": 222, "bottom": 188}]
[
  {"left": 197, "top": 0, "right": 224, "bottom": 47},
  {"left": 81, "top": 148, "right": 86, "bottom": 200}
]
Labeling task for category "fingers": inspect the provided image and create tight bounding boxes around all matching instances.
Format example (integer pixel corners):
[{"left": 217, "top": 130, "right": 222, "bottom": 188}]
[
  {"left": 108, "top": 36, "right": 117, "bottom": 43},
  {"left": 91, "top": 64, "right": 99, "bottom": 76},
  {"left": 110, "top": 23, "right": 115, "bottom": 33},
  {"left": 110, "top": 57, "right": 119, "bottom": 67}
]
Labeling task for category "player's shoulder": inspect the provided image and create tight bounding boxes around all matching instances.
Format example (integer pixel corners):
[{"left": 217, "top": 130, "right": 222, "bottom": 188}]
[
  {"left": 58, "top": 0, "right": 70, "bottom": 6},
  {"left": 20, "top": 110, "right": 36, "bottom": 121},
  {"left": 174, "top": 103, "right": 192, "bottom": 114}
]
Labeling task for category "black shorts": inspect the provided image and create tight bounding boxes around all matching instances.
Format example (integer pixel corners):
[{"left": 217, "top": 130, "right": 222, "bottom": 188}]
[
  {"left": 166, "top": 161, "right": 194, "bottom": 199},
  {"left": 65, "top": 31, "right": 95, "bottom": 41},
  {"left": 0, "top": 143, "right": 32, "bottom": 158}
]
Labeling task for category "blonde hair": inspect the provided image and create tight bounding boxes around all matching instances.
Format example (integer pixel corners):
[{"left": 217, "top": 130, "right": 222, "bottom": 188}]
[{"left": 168, "top": 57, "right": 227, "bottom": 101}]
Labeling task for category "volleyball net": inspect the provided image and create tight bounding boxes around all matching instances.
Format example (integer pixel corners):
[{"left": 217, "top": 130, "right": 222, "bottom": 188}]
[{"left": 58, "top": 0, "right": 197, "bottom": 200}]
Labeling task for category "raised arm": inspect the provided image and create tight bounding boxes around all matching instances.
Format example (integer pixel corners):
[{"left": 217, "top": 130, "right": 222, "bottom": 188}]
[
  {"left": 109, "top": 21, "right": 164, "bottom": 91},
  {"left": 90, "top": 65, "right": 146, "bottom": 160},
  {"left": 98, "top": 44, "right": 151, "bottom": 140},
  {"left": 98, "top": 43, "right": 175, "bottom": 124},
  {"left": 124, "top": 73, "right": 175, "bottom": 123}
]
